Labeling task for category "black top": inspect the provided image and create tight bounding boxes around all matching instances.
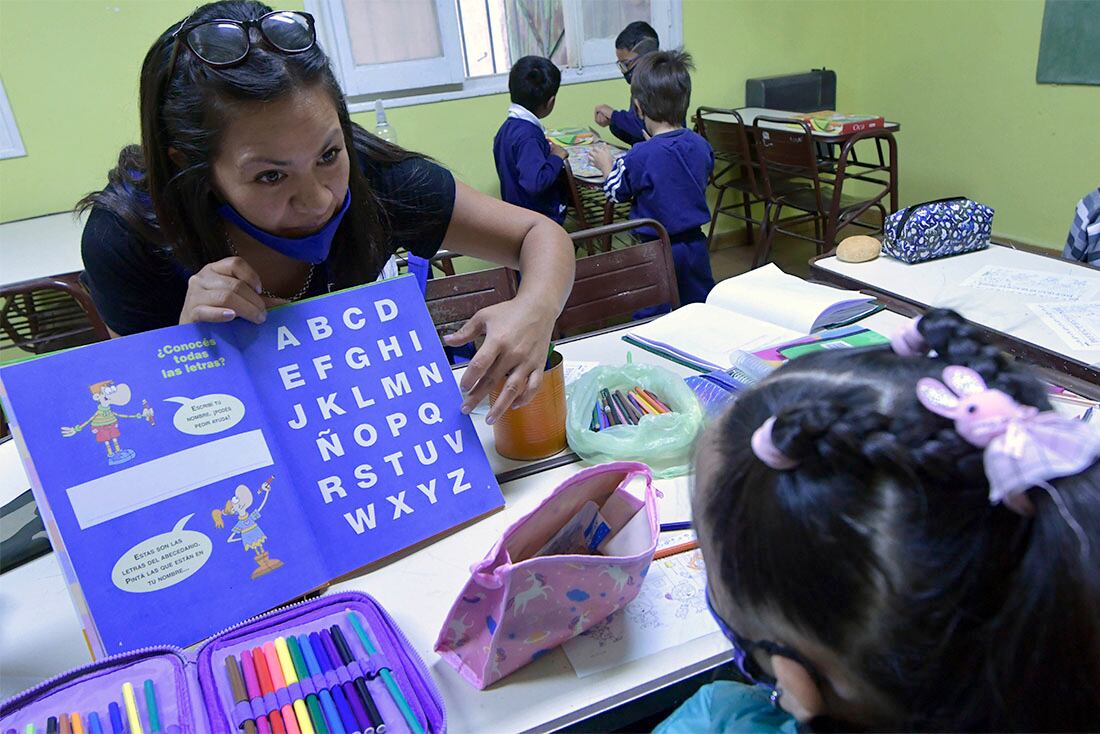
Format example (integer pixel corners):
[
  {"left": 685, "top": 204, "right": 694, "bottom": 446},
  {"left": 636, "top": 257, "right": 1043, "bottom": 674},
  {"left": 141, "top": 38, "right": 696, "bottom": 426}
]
[{"left": 81, "top": 155, "right": 456, "bottom": 336}]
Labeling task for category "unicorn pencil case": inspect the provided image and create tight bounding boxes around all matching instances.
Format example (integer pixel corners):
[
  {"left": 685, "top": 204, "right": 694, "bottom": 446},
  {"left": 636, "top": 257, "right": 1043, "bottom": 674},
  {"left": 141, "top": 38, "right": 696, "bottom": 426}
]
[{"left": 0, "top": 592, "right": 445, "bottom": 734}]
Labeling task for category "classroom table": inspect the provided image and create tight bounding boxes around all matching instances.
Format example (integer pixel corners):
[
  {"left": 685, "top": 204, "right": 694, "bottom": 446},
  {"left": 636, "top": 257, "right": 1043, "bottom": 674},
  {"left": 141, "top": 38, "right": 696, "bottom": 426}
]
[
  {"left": 810, "top": 242, "right": 1100, "bottom": 389},
  {"left": 0, "top": 211, "right": 87, "bottom": 287},
  {"left": 698, "top": 107, "right": 901, "bottom": 212},
  {"left": 0, "top": 308, "right": 911, "bottom": 730}
]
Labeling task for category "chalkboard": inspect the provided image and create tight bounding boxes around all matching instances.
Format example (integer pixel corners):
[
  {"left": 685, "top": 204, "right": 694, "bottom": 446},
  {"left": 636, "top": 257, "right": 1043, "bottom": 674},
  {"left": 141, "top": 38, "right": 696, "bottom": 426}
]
[{"left": 1036, "top": 0, "right": 1100, "bottom": 85}]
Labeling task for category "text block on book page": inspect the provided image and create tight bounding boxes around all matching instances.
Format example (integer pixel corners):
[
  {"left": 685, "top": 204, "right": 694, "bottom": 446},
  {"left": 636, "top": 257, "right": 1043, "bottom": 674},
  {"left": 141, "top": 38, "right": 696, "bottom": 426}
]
[{"left": 65, "top": 429, "right": 273, "bottom": 529}]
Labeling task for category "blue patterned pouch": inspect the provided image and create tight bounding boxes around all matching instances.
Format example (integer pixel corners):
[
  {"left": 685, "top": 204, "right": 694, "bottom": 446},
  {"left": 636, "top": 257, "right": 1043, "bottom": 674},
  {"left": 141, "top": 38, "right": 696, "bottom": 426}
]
[{"left": 882, "top": 197, "right": 994, "bottom": 264}]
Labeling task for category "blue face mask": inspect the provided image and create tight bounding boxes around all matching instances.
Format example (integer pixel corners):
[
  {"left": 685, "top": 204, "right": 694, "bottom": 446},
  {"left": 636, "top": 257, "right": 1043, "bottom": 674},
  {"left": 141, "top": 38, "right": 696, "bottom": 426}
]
[{"left": 217, "top": 191, "right": 351, "bottom": 264}]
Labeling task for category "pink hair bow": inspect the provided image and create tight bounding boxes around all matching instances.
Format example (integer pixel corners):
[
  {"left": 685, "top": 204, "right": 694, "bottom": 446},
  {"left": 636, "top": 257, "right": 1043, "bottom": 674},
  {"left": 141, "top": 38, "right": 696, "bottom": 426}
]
[{"left": 916, "top": 366, "right": 1100, "bottom": 515}]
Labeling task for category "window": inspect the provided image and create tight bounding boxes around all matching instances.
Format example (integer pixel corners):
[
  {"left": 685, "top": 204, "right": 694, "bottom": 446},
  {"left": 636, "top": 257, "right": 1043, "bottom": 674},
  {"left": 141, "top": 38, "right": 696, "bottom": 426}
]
[
  {"left": 0, "top": 77, "right": 26, "bottom": 160},
  {"left": 307, "top": 0, "right": 681, "bottom": 108}
]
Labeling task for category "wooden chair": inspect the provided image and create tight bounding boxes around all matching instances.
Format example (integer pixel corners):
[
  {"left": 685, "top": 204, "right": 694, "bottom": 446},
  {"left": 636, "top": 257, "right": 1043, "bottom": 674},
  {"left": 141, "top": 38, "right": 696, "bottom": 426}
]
[
  {"left": 423, "top": 266, "right": 518, "bottom": 339},
  {"left": 562, "top": 156, "right": 632, "bottom": 254},
  {"left": 751, "top": 117, "right": 890, "bottom": 267},
  {"left": 0, "top": 273, "right": 110, "bottom": 355},
  {"left": 695, "top": 107, "right": 769, "bottom": 251},
  {"left": 556, "top": 219, "right": 679, "bottom": 337}
]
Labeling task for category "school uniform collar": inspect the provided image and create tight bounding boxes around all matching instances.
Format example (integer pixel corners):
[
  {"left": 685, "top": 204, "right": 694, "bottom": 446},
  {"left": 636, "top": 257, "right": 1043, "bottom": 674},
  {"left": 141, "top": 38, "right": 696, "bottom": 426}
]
[{"left": 507, "top": 103, "right": 544, "bottom": 131}]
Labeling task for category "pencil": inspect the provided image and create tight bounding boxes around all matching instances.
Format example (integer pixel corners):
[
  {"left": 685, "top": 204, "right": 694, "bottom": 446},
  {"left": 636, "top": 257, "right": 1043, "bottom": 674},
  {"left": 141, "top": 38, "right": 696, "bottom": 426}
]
[
  {"left": 653, "top": 540, "right": 699, "bottom": 560},
  {"left": 630, "top": 388, "right": 661, "bottom": 415},
  {"left": 639, "top": 387, "right": 672, "bottom": 413},
  {"left": 122, "top": 683, "right": 144, "bottom": 734}
]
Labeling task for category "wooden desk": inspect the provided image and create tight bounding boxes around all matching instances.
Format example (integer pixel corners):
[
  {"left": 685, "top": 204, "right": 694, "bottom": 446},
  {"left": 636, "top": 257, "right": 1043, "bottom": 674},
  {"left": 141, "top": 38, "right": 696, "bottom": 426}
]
[
  {"left": 811, "top": 243, "right": 1100, "bottom": 390},
  {"left": 701, "top": 107, "right": 900, "bottom": 138}
]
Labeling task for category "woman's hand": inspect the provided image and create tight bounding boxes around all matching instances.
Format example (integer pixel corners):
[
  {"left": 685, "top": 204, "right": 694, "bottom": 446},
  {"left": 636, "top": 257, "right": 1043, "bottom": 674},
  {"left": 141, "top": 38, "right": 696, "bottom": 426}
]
[
  {"left": 179, "top": 256, "right": 268, "bottom": 325},
  {"left": 444, "top": 294, "right": 558, "bottom": 424}
]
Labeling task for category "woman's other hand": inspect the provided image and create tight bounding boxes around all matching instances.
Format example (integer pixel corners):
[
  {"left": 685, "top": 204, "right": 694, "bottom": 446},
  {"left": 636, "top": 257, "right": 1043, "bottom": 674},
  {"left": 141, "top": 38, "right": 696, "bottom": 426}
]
[{"left": 179, "top": 256, "right": 268, "bottom": 325}]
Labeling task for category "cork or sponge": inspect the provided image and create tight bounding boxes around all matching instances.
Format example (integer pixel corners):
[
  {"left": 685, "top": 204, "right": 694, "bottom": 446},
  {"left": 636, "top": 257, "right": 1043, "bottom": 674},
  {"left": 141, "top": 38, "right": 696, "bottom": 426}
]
[{"left": 836, "top": 235, "right": 882, "bottom": 263}]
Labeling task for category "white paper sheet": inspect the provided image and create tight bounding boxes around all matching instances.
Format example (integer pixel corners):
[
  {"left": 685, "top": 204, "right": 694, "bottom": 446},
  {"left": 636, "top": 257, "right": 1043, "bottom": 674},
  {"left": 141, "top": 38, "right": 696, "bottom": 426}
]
[
  {"left": 1028, "top": 301, "right": 1100, "bottom": 350},
  {"left": 655, "top": 474, "right": 693, "bottom": 525},
  {"left": 564, "top": 360, "right": 599, "bottom": 386},
  {"left": 563, "top": 531, "right": 718, "bottom": 676},
  {"left": 962, "top": 266, "right": 1098, "bottom": 302}
]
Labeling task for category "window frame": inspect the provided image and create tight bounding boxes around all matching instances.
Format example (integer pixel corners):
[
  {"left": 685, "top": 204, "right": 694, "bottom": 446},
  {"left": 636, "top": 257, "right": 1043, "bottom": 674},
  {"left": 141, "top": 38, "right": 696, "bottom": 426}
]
[{"left": 306, "top": 0, "right": 682, "bottom": 112}]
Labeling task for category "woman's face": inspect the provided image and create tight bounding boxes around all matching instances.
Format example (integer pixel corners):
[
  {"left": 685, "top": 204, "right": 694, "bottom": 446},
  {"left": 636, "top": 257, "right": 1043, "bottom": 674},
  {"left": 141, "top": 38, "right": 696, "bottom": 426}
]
[{"left": 211, "top": 84, "right": 350, "bottom": 237}]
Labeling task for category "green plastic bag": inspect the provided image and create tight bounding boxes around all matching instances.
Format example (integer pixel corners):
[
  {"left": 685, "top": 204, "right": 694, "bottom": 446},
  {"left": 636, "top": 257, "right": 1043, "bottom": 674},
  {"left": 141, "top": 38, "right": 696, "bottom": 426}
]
[{"left": 566, "top": 362, "right": 704, "bottom": 478}]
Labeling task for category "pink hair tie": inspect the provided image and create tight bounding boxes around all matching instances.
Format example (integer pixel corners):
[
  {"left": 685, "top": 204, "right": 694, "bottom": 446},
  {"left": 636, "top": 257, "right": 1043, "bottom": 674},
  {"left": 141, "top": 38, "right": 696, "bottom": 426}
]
[
  {"left": 890, "top": 317, "right": 928, "bottom": 357},
  {"left": 751, "top": 416, "right": 799, "bottom": 471}
]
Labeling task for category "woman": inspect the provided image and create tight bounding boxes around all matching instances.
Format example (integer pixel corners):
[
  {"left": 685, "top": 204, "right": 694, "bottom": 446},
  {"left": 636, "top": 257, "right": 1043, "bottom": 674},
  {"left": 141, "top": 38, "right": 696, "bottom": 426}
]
[{"left": 78, "top": 1, "right": 574, "bottom": 425}]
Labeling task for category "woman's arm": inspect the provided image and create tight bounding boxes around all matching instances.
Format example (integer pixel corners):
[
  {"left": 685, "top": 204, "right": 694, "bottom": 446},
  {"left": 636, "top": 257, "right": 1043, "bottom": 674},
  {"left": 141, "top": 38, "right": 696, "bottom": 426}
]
[{"left": 440, "top": 182, "right": 575, "bottom": 424}]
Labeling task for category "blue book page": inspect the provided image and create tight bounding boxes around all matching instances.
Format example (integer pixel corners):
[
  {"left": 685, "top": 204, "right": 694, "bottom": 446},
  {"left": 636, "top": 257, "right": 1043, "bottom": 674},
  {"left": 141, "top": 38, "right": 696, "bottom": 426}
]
[
  {"left": 239, "top": 276, "right": 504, "bottom": 577},
  {"left": 0, "top": 323, "right": 328, "bottom": 654}
]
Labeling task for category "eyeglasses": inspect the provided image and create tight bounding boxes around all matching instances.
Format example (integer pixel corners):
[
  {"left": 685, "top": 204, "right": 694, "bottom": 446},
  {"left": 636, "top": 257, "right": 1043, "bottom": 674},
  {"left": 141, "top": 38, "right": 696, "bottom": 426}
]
[
  {"left": 167, "top": 10, "right": 316, "bottom": 77},
  {"left": 615, "top": 39, "right": 656, "bottom": 73},
  {"left": 705, "top": 587, "right": 823, "bottom": 691}
]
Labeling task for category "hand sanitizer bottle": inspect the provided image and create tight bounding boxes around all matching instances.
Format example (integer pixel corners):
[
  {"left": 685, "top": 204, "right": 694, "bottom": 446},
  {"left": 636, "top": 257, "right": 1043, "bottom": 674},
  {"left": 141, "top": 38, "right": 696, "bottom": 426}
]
[{"left": 374, "top": 99, "right": 397, "bottom": 144}]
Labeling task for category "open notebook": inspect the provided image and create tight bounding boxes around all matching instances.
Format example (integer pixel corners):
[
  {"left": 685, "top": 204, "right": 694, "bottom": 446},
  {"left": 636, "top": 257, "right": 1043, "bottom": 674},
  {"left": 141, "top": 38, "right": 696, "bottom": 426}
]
[{"left": 624, "top": 264, "right": 880, "bottom": 371}]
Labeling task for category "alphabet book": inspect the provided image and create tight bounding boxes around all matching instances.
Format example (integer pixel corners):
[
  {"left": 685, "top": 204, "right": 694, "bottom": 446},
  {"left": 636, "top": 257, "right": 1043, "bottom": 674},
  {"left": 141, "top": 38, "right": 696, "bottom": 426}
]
[{"left": 0, "top": 276, "right": 504, "bottom": 656}]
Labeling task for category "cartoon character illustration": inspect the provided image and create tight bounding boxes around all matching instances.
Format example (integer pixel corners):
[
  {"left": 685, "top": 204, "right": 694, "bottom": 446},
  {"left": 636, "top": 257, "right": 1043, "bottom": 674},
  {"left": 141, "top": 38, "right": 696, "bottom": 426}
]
[
  {"left": 447, "top": 614, "right": 472, "bottom": 646},
  {"left": 625, "top": 596, "right": 662, "bottom": 629},
  {"left": 212, "top": 476, "right": 283, "bottom": 579},
  {"left": 569, "top": 610, "right": 591, "bottom": 636},
  {"left": 60, "top": 380, "right": 153, "bottom": 465},
  {"left": 600, "top": 565, "right": 632, "bottom": 592},
  {"left": 664, "top": 581, "right": 707, "bottom": 619},
  {"left": 509, "top": 572, "right": 552, "bottom": 615},
  {"left": 141, "top": 399, "right": 156, "bottom": 426}
]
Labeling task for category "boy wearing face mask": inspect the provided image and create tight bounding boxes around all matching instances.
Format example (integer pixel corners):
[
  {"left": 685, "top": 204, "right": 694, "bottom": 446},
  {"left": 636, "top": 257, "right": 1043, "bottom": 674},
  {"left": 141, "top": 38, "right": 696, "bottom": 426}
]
[{"left": 593, "top": 21, "right": 659, "bottom": 146}]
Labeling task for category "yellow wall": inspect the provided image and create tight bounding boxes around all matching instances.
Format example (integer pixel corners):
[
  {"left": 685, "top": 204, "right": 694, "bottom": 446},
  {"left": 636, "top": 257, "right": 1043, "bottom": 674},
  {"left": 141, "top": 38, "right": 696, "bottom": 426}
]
[{"left": 1, "top": 0, "right": 1096, "bottom": 248}]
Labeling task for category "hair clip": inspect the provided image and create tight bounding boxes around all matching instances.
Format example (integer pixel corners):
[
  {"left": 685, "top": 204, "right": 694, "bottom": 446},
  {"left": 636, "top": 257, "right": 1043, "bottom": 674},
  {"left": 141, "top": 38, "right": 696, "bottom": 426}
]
[
  {"left": 890, "top": 317, "right": 928, "bottom": 357},
  {"left": 751, "top": 416, "right": 799, "bottom": 471},
  {"left": 916, "top": 366, "right": 1100, "bottom": 514}
]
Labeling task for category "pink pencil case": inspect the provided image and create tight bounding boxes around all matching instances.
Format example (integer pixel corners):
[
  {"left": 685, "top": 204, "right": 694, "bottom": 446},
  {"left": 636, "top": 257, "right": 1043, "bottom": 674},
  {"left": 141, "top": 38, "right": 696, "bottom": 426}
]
[{"left": 1, "top": 592, "right": 445, "bottom": 733}]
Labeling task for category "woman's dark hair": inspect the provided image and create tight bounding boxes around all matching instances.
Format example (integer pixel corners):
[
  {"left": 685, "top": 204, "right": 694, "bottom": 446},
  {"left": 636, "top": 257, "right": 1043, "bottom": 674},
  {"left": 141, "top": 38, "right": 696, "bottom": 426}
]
[
  {"left": 695, "top": 309, "right": 1100, "bottom": 731},
  {"left": 630, "top": 50, "right": 693, "bottom": 125},
  {"left": 614, "top": 20, "right": 659, "bottom": 53},
  {"left": 508, "top": 56, "right": 560, "bottom": 113},
  {"left": 78, "top": 0, "right": 426, "bottom": 287}
]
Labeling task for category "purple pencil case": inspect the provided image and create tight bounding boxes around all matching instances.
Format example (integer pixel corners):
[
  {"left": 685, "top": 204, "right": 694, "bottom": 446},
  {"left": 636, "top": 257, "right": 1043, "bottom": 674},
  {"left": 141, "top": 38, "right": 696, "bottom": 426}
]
[{"left": 0, "top": 592, "right": 445, "bottom": 734}]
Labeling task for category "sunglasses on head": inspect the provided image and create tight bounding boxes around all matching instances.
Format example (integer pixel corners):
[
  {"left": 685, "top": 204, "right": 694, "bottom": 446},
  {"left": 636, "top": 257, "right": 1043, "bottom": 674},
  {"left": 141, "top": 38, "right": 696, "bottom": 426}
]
[
  {"left": 705, "top": 587, "right": 824, "bottom": 693},
  {"left": 167, "top": 10, "right": 316, "bottom": 77}
]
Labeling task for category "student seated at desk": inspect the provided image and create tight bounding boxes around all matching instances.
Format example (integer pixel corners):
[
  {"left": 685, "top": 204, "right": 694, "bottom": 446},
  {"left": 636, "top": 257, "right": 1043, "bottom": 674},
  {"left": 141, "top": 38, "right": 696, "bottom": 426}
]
[
  {"left": 592, "top": 50, "right": 715, "bottom": 306},
  {"left": 1063, "top": 187, "right": 1100, "bottom": 265},
  {"left": 76, "top": 1, "right": 575, "bottom": 425},
  {"left": 593, "top": 21, "right": 659, "bottom": 146},
  {"left": 658, "top": 309, "right": 1100, "bottom": 733},
  {"left": 493, "top": 56, "right": 569, "bottom": 224}
]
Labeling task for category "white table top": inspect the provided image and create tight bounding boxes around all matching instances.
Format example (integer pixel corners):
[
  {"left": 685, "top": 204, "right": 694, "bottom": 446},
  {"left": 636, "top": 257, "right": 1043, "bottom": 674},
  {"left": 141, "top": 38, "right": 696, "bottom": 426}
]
[
  {"left": 816, "top": 247, "right": 1100, "bottom": 369},
  {"left": 700, "top": 107, "right": 900, "bottom": 137},
  {"left": 0, "top": 211, "right": 88, "bottom": 286},
  {"left": 0, "top": 308, "right": 912, "bottom": 728}
]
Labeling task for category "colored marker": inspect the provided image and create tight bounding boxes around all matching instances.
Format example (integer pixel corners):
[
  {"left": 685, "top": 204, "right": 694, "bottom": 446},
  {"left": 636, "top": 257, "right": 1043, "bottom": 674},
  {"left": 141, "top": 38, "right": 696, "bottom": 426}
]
[
  {"left": 283, "top": 638, "right": 334, "bottom": 734},
  {"left": 271, "top": 639, "right": 316, "bottom": 734},
  {"left": 226, "top": 655, "right": 258, "bottom": 734},
  {"left": 308, "top": 633, "right": 372, "bottom": 734},
  {"left": 87, "top": 713, "right": 103, "bottom": 734},
  {"left": 329, "top": 626, "right": 385, "bottom": 734},
  {"left": 24, "top": 726, "right": 35, "bottom": 734},
  {"left": 625, "top": 392, "right": 650, "bottom": 418},
  {"left": 640, "top": 387, "right": 671, "bottom": 413},
  {"left": 297, "top": 635, "right": 354, "bottom": 734},
  {"left": 241, "top": 649, "right": 275, "bottom": 734},
  {"left": 348, "top": 613, "right": 424, "bottom": 734},
  {"left": 144, "top": 680, "right": 162, "bottom": 733},
  {"left": 107, "top": 703, "right": 124, "bottom": 734},
  {"left": 70, "top": 715, "right": 84, "bottom": 734},
  {"left": 122, "top": 682, "right": 145, "bottom": 734},
  {"left": 59, "top": 716, "right": 71, "bottom": 734},
  {"left": 253, "top": 647, "right": 291, "bottom": 734}
]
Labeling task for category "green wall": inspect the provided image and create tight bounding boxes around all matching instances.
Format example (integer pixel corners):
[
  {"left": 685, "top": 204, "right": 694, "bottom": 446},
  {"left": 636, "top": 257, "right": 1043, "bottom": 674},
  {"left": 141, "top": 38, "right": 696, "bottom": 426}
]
[{"left": 1, "top": 0, "right": 1096, "bottom": 248}]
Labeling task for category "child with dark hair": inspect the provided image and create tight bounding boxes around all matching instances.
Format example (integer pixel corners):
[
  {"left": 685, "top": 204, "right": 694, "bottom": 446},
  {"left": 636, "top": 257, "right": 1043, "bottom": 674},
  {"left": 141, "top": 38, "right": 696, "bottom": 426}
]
[
  {"left": 592, "top": 49, "right": 715, "bottom": 306},
  {"left": 594, "top": 20, "right": 660, "bottom": 145},
  {"left": 493, "top": 55, "right": 568, "bottom": 223},
  {"left": 657, "top": 309, "right": 1100, "bottom": 732}
]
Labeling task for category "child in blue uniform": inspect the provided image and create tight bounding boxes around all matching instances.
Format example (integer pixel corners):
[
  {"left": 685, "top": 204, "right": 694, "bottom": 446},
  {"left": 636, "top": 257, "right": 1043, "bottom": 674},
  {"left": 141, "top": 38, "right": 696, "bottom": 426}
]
[
  {"left": 658, "top": 309, "right": 1100, "bottom": 732},
  {"left": 594, "top": 21, "right": 659, "bottom": 146},
  {"left": 592, "top": 50, "right": 715, "bottom": 306},
  {"left": 493, "top": 56, "right": 568, "bottom": 223}
]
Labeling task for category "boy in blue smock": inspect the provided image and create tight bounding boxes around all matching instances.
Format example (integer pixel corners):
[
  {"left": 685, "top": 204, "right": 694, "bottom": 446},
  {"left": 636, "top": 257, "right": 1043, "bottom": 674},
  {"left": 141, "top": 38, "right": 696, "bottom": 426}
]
[
  {"left": 594, "top": 21, "right": 659, "bottom": 146},
  {"left": 592, "top": 50, "right": 715, "bottom": 305},
  {"left": 493, "top": 56, "right": 569, "bottom": 223}
]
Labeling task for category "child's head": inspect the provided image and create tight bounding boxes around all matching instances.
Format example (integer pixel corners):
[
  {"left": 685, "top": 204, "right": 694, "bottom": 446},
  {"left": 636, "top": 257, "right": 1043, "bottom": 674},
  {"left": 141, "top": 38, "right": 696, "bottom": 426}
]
[
  {"left": 614, "top": 21, "right": 659, "bottom": 82},
  {"left": 693, "top": 309, "right": 1100, "bottom": 731},
  {"left": 629, "top": 50, "right": 693, "bottom": 127},
  {"left": 508, "top": 56, "right": 561, "bottom": 117}
]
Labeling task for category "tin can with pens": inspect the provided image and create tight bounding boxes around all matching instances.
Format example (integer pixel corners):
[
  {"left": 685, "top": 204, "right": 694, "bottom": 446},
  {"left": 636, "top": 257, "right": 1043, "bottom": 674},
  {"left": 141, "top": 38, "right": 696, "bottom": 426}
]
[{"left": 489, "top": 350, "right": 567, "bottom": 460}]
